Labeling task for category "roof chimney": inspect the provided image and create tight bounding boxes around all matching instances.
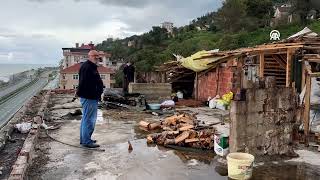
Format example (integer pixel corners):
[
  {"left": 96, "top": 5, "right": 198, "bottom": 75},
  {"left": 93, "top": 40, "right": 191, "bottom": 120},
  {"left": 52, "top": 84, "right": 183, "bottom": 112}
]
[
  {"left": 89, "top": 41, "right": 95, "bottom": 50},
  {"left": 75, "top": 43, "right": 79, "bottom": 48}
]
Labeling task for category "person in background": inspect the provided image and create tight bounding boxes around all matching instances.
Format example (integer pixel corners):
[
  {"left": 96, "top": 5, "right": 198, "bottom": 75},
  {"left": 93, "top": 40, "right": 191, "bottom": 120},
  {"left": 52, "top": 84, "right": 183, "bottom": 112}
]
[
  {"left": 123, "top": 61, "right": 135, "bottom": 93},
  {"left": 76, "top": 50, "right": 104, "bottom": 148},
  {"left": 123, "top": 62, "right": 130, "bottom": 93},
  {"left": 127, "top": 61, "right": 135, "bottom": 83}
]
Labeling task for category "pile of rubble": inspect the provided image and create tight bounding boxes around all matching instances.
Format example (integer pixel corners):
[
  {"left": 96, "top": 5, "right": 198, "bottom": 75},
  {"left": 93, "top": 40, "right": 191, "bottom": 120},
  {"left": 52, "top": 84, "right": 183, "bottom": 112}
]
[{"left": 139, "top": 112, "right": 216, "bottom": 150}]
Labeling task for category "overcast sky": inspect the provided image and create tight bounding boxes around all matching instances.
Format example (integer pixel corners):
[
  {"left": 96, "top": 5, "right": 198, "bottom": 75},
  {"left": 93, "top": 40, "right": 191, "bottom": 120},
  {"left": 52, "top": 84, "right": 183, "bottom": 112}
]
[{"left": 0, "top": 0, "right": 222, "bottom": 65}]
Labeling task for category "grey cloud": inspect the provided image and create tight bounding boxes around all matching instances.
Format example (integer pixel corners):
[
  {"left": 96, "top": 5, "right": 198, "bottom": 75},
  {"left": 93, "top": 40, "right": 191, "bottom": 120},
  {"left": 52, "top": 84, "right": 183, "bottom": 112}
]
[
  {"left": 29, "top": 0, "right": 151, "bottom": 8},
  {"left": 2, "top": 0, "right": 221, "bottom": 64}
]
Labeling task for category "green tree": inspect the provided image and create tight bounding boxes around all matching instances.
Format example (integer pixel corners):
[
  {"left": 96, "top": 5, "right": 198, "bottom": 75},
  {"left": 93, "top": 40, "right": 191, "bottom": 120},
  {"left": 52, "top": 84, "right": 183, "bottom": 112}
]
[
  {"left": 291, "top": 0, "right": 312, "bottom": 24},
  {"left": 245, "top": 0, "right": 273, "bottom": 27},
  {"left": 214, "top": 0, "right": 247, "bottom": 32}
]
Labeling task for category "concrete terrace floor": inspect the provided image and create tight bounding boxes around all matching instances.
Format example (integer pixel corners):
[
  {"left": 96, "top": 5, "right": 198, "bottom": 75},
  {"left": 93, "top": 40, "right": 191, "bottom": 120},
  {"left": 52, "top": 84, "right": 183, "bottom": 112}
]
[{"left": 27, "top": 94, "right": 320, "bottom": 180}]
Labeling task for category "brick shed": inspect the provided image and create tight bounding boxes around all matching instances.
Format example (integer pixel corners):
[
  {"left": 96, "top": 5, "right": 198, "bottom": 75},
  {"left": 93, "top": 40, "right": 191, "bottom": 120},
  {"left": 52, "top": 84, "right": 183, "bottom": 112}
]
[{"left": 197, "top": 60, "right": 237, "bottom": 101}]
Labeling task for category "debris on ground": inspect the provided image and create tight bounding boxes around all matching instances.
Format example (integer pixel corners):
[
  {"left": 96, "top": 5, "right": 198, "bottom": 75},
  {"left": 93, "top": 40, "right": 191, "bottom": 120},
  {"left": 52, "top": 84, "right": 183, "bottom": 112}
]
[
  {"left": 175, "top": 99, "right": 203, "bottom": 107},
  {"left": 140, "top": 112, "right": 216, "bottom": 150},
  {"left": 14, "top": 122, "right": 32, "bottom": 133},
  {"left": 128, "top": 141, "right": 133, "bottom": 152}
]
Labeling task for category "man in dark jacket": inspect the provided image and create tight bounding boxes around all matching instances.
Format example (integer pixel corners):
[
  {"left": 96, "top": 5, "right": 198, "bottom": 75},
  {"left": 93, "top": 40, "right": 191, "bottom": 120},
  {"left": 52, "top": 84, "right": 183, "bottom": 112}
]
[
  {"left": 122, "top": 61, "right": 135, "bottom": 93},
  {"left": 76, "top": 50, "right": 104, "bottom": 148}
]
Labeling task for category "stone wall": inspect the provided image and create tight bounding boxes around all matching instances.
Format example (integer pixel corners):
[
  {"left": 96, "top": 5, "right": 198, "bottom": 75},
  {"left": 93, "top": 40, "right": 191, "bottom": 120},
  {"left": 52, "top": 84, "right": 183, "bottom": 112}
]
[
  {"left": 128, "top": 83, "right": 172, "bottom": 100},
  {"left": 230, "top": 80, "right": 298, "bottom": 156}
]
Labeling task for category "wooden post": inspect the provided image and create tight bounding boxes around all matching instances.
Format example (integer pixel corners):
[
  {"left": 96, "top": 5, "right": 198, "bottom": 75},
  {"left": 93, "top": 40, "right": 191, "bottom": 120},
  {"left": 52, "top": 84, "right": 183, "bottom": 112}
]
[
  {"left": 286, "top": 49, "right": 293, "bottom": 87},
  {"left": 304, "top": 73, "right": 311, "bottom": 146},
  {"left": 195, "top": 72, "right": 198, "bottom": 101},
  {"left": 301, "top": 62, "right": 306, "bottom": 90},
  {"left": 259, "top": 52, "right": 265, "bottom": 77}
]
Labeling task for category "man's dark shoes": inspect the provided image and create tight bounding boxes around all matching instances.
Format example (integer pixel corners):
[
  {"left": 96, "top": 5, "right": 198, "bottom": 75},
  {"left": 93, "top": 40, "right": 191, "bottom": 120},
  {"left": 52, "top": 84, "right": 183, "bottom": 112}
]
[
  {"left": 82, "top": 143, "right": 100, "bottom": 148},
  {"left": 92, "top": 140, "right": 97, "bottom": 143}
]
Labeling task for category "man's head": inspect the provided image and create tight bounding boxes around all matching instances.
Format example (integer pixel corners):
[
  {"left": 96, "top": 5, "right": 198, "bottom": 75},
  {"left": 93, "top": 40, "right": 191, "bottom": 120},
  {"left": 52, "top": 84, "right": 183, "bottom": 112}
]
[{"left": 88, "top": 50, "right": 100, "bottom": 64}]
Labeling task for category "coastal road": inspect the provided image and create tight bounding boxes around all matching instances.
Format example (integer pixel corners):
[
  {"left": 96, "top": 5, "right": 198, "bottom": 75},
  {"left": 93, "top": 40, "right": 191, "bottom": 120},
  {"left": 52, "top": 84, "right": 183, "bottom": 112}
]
[
  {"left": 0, "top": 78, "right": 31, "bottom": 98},
  {"left": 0, "top": 72, "right": 49, "bottom": 128}
]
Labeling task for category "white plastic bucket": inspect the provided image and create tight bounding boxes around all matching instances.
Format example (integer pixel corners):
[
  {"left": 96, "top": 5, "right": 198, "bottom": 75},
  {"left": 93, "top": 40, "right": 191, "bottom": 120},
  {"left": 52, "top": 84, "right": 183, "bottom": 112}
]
[
  {"left": 227, "top": 152, "right": 255, "bottom": 180},
  {"left": 177, "top": 91, "right": 183, "bottom": 99}
]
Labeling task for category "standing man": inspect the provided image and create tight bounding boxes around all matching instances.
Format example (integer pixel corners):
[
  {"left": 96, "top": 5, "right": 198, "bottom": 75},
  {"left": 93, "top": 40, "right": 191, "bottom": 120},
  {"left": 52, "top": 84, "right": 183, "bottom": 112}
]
[
  {"left": 127, "top": 61, "right": 135, "bottom": 84},
  {"left": 77, "top": 50, "right": 104, "bottom": 148},
  {"left": 122, "top": 61, "right": 130, "bottom": 93}
]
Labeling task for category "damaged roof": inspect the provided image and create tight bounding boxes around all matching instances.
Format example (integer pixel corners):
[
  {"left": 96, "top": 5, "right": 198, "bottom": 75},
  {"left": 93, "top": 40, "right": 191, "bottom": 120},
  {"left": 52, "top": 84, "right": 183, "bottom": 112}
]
[{"left": 157, "top": 27, "right": 320, "bottom": 81}]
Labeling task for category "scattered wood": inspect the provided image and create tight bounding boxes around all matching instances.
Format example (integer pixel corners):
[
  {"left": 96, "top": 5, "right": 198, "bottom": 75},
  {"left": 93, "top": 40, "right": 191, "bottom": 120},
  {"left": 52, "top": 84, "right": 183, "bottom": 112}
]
[
  {"left": 164, "top": 115, "right": 179, "bottom": 126},
  {"left": 139, "top": 121, "right": 150, "bottom": 129},
  {"left": 185, "top": 138, "right": 206, "bottom": 143},
  {"left": 128, "top": 141, "right": 133, "bottom": 151},
  {"left": 167, "top": 131, "right": 180, "bottom": 135},
  {"left": 175, "top": 131, "right": 190, "bottom": 144},
  {"left": 164, "top": 139, "right": 175, "bottom": 145},
  {"left": 178, "top": 125, "right": 194, "bottom": 131},
  {"left": 147, "top": 136, "right": 154, "bottom": 144},
  {"left": 148, "top": 122, "right": 161, "bottom": 130},
  {"left": 145, "top": 112, "right": 216, "bottom": 150}
]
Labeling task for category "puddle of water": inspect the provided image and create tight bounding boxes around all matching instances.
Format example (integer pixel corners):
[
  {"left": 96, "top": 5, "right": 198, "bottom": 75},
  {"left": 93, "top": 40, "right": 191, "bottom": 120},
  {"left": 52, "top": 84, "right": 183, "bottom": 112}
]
[{"left": 252, "top": 163, "right": 320, "bottom": 180}]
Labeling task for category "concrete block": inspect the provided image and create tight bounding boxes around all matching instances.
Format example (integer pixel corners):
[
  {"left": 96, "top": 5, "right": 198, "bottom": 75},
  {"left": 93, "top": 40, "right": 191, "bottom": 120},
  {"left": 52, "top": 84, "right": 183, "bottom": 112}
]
[{"left": 129, "top": 83, "right": 171, "bottom": 100}]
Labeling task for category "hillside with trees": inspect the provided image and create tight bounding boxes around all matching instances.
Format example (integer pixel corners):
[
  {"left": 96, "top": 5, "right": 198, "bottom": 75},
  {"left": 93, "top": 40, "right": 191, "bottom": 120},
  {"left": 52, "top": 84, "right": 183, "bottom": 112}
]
[{"left": 96, "top": 0, "right": 320, "bottom": 78}]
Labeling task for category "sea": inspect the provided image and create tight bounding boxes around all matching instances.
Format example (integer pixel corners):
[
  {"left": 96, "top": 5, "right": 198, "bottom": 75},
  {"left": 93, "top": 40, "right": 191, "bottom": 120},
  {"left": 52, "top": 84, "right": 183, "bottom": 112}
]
[{"left": 0, "top": 64, "right": 55, "bottom": 82}]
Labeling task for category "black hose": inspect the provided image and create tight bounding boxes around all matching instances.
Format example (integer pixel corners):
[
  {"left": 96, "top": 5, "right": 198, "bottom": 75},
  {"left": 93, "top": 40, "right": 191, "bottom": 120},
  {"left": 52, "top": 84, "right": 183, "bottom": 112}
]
[{"left": 45, "top": 129, "right": 105, "bottom": 152}]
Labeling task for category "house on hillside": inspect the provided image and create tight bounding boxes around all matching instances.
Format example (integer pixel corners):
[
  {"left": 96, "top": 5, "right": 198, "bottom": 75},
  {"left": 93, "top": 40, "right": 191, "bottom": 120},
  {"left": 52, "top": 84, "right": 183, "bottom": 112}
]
[
  {"left": 161, "top": 22, "right": 174, "bottom": 33},
  {"left": 271, "top": 4, "right": 293, "bottom": 27},
  {"left": 59, "top": 63, "right": 114, "bottom": 90}
]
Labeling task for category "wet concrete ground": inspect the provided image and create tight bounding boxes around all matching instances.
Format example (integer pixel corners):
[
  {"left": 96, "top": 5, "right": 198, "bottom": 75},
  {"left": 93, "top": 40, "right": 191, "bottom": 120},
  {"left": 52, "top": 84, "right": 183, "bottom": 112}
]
[{"left": 27, "top": 95, "right": 320, "bottom": 180}]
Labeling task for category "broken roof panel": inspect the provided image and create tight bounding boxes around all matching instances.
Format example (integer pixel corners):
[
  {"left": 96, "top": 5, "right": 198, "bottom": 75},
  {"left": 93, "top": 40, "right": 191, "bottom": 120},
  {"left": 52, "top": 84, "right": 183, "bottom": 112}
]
[{"left": 287, "top": 27, "right": 318, "bottom": 40}]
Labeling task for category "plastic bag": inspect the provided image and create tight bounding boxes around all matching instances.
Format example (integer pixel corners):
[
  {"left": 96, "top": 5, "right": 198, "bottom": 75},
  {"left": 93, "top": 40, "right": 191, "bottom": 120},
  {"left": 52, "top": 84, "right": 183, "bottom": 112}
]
[
  {"left": 222, "top": 92, "right": 234, "bottom": 105},
  {"left": 15, "top": 122, "right": 32, "bottom": 133}
]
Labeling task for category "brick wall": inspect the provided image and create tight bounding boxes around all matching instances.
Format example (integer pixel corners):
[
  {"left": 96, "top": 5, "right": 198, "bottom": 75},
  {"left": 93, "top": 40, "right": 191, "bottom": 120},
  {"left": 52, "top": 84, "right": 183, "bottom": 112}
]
[
  {"left": 229, "top": 79, "right": 297, "bottom": 156},
  {"left": 197, "top": 62, "right": 235, "bottom": 101}
]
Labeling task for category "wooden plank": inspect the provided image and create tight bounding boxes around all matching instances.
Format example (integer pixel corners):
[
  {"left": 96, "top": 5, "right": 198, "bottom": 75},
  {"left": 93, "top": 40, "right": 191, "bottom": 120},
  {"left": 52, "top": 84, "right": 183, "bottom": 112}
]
[
  {"left": 304, "top": 46, "right": 320, "bottom": 50},
  {"left": 302, "top": 62, "right": 306, "bottom": 90},
  {"left": 286, "top": 49, "right": 293, "bottom": 87},
  {"left": 304, "top": 74, "right": 311, "bottom": 146},
  {"left": 309, "top": 72, "right": 320, "bottom": 77},
  {"left": 264, "top": 73, "right": 286, "bottom": 76},
  {"left": 305, "top": 61, "right": 312, "bottom": 74},
  {"left": 305, "top": 59, "right": 320, "bottom": 63},
  {"left": 260, "top": 53, "right": 265, "bottom": 77},
  {"left": 185, "top": 138, "right": 206, "bottom": 143},
  {"left": 195, "top": 72, "right": 198, "bottom": 100},
  {"left": 174, "top": 131, "right": 190, "bottom": 144},
  {"left": 265, "top": 65, "right": 284, "bottom": 69},
  {"left": 179, "top": 125, "right": 194, "bottom": 131},
  {"left": 265, "top": 51, "right": 287, "bottom": 55},
  {"left": 264, "top": 69, "right": 286, "bottom": 73},
  {"left": 272, "top": 55, "right": 287, "bottom": 69}
]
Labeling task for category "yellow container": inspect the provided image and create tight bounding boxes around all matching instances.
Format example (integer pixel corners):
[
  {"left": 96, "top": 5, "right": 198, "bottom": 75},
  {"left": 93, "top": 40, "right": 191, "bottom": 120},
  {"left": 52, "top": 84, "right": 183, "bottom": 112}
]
[{"left": 227, "top": 153, "right": 255, "bottom": 180}]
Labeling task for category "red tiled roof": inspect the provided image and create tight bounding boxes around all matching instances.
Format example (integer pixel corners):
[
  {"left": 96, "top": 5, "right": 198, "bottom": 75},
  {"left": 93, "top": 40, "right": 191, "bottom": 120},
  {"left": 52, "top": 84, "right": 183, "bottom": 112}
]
[
  {"left": 61, "top": 63, "right": 114, "bottom": 74},
  {"left": 80, "top": 44, "right": 92, "bottom": 49}
]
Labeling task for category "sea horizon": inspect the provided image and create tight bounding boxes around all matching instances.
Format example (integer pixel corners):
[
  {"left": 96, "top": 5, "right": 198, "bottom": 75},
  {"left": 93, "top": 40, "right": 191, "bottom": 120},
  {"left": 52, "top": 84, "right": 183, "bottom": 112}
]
[{"left": 0, "top": 63, "right": 56, "bottom": 82}]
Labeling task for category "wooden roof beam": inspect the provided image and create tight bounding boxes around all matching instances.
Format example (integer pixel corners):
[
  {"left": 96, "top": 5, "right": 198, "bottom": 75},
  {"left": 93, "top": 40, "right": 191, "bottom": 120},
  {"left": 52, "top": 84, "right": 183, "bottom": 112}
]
[{"left": 309, "top": 72, "right": 320, "bottom": 77}]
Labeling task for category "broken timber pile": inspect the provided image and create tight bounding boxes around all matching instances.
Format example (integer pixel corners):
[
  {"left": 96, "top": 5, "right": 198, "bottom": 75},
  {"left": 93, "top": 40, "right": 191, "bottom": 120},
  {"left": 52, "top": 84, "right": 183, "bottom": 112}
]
[{"left": 140, "top": 112, "right": 216, "bottom": 150}]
